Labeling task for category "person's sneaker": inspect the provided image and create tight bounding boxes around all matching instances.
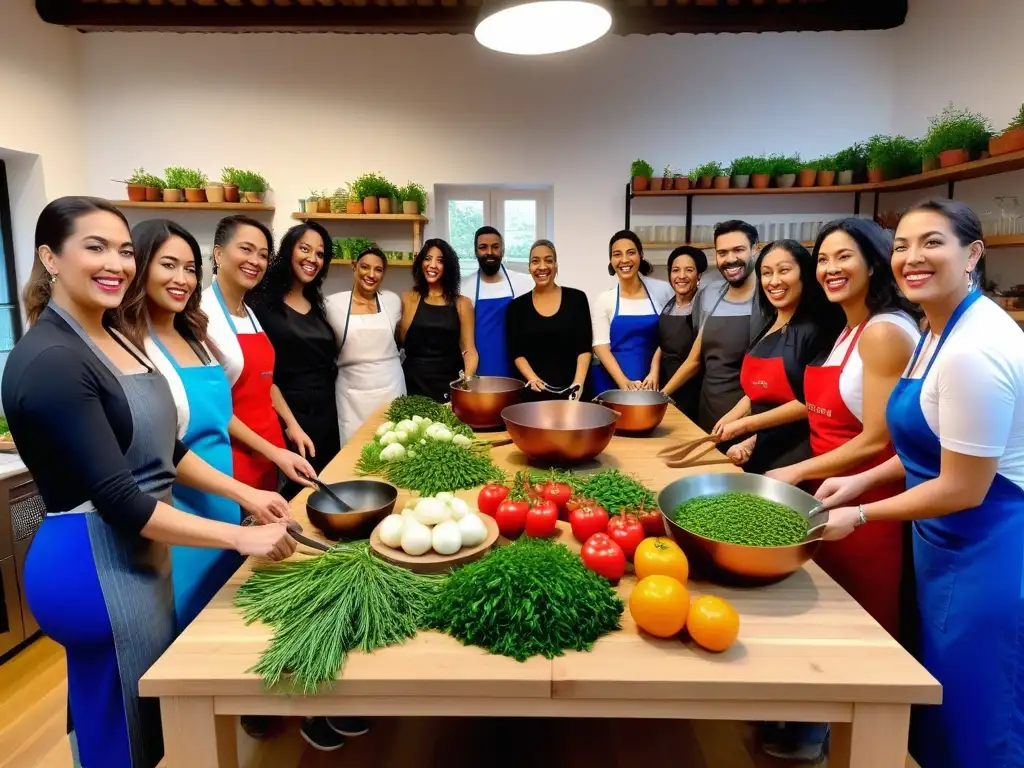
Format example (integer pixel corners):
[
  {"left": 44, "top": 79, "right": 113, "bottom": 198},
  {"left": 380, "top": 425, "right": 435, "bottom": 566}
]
[
  {"left": 240, "top": 715, "right": 275, "bottom": 740},
  {"left": 760, "top": 722, "right": 829, "bottom": 763},
  {"left": 327, "top": 717, "right": 371, "bottom": 737},
  {"left": 300, "top": 717, "right": 346, "bottom": 752}
]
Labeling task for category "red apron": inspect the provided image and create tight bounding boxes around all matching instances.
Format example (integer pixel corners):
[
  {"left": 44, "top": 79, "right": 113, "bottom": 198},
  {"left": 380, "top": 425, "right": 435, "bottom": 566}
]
[
  {"left": 803, "top": 321, "right": 904, "bottom": 640},
  {"left": 740, "top": 353, "right": 796, "bottom": 408},
  {"left": 213, "top": 283, "right": 286, "bottom": 491}
]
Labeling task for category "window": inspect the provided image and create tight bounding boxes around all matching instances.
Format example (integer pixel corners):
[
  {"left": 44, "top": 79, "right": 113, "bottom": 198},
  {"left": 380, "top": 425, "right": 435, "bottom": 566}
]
[
  {"left": 434, "top": 185, "right": 553, "bottom": 269},
  {"left": 0, "top": 162, "right": 22, "bottom": 360}
]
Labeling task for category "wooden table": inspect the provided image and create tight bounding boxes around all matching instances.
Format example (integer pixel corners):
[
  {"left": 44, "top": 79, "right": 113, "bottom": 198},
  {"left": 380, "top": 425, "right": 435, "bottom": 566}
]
[{"left": 141, "top": 405, "right": 939, "bottom": 768}]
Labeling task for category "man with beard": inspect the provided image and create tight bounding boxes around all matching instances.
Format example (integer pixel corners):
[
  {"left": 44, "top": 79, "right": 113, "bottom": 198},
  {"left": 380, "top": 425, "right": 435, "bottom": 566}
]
[
  {"left": 466, "top": 226, "right": 534, "bottom": 377},
  {"left": 660, "top": 220, "right": 767, "bottom": 435}
]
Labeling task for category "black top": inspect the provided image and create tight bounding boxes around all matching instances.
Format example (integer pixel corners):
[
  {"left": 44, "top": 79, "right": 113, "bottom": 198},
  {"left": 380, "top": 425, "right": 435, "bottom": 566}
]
[
  {"left": 1, "top": 308, "right": 188, "bottom": 534},
  {"left": 253, "top": 303, "right": 338, "bottom": 396},
  {"left": 403, "top": 300, "right": 463, "bottom": 402},
  {"left": 506, "top": 287, "right": 592, "bottom": 391}
]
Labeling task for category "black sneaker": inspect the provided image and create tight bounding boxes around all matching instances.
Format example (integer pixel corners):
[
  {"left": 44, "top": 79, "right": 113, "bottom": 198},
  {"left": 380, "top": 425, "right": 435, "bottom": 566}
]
[
  {"left": 327, "top": 717, "right": 370, "bottom": 737},
  {"left": 301, "top": 717, "right": 346, "bottom": 752},
  {"left": 240, "top": 715, "right": 275, "bottom": 740},
  {"left": 760, "top": 722, "right": 829, "bottom": 763}
]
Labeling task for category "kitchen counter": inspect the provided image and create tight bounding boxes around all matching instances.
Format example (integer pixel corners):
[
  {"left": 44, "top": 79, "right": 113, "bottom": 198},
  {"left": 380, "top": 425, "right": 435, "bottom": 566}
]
[{"left": 140, "top": 404, "right": 939, "bottom": 768}]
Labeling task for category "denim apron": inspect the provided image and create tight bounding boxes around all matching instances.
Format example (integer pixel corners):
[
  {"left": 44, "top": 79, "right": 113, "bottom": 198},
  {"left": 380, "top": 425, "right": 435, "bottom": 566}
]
[
  {"left": 887, "top": 289, "right": 1024, "bottom": 768},
  {"left": 474, "top": 265, "right": 517, "bottom": 377},
  {"left": 591, "top": 282, "right": 659, "bottom": 394}
]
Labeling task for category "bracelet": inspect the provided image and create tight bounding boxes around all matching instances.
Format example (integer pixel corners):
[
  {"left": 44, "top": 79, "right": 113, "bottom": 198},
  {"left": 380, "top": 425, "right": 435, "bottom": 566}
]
[{"left": 855, "top": 504, "right": 868, "bottom": 528}]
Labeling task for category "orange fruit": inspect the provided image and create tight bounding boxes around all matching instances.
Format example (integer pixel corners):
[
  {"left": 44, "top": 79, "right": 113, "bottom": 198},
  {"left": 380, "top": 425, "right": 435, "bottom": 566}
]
[
  {"left": 633, "top": 537, "right": 689, "bottom": 584},
  {"left": 629, "top": 575, "right": 690, "bottom": 638},
  {"left": 687, "top": 595, "right": 740, "bottom": 652}
]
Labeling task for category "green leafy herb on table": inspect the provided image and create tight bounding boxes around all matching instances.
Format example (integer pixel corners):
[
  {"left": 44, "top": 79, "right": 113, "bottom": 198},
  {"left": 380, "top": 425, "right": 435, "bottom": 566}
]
[
  {"left": 236, "top": 541, "right": 445, "bottom": 692},
  {"left": 384, "top": 439, "right": 505, "bottom": 497},
  {"left": 426, "top": 537, "right": 623, "bottom": 662},
  {"left": 673, "top": 492, "right": 808, "bottom": 547}
]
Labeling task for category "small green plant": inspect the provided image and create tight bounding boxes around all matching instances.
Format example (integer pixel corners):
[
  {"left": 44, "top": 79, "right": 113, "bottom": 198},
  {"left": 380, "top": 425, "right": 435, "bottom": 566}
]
[
  {"left": 729, "top": 156, "right": 762, "bottom": 176},
  {"left": 398, "top": 182, "right": 428, "bottom": 213},
  {"left": 662, "top": 165, "right": 672, "bottom": 178},
  {"left": 353, "top": 172, "right": 392, "bottom": 200},
  {"left": 691, "top": 161, "right": 725, "bottom": 179},
  {"left": 866, "top": 135, "right": 922, "bottom": 178},
  {"left": 921, "top": 102, "right": 993, "bottom": 157},
  {"left": 307, "top": 189, "right": 322, "bottom": 201},
  {"left": 808, "top": 155, "right": 836, "bottom": 172},
  {"left": 333, "top": 236, "right": 376, "bottom": 261},
  {"left": 330, "top": 187, "right": 349, "bottom": 213},
  {"left": 1005, "top": 103, "right": 1024, "bottom": 132},
  {"left": 164, "top": 167, "right": 207, "bottom": 190},
  {"left": 235, "top": 170, "right": 268, "bottom": 194},
  {"left": 221, "top": 167, "right": 242, "bottom": 186},
  {"left": 769, "top": 154, "right": 802, "bottom": 176},
  {"left": 126, "top": 168, "right": 149, "bottom": 185},
  {"left": 833, "top": 142, "right": 868, "bottom": 172},
  {"left": 630, "top": 159, "right": 654, "bottom": 179}
]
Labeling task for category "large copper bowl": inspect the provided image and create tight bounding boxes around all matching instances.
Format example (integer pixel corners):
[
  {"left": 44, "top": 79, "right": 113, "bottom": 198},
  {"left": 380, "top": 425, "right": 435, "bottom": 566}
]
[
  {"left": 450, "top": 376, "right": 525, "bottom": 429},
  {"left": 307, "top": 479, "right": 398, "bottom": 540},
  {"left": 501, "top": 401, "right": 619, "bottom": 464},
  {"left": 658, "top": 473, "right": 822, "bottom": 586},
  {"left": 594, "top": 389, "right": 669, "bottom": 433}
]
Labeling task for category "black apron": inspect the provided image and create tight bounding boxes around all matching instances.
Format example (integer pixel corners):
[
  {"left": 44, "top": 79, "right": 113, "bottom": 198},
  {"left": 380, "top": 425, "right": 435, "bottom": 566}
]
[
  {"left": 696, "top": 285, "right": 753, "bottom": 433},
  {"left": 657, "top": 297, "right": 701, "bottom": 420},
  {"left": 402, "top": 300, "right": 464, "bottom": 403}
]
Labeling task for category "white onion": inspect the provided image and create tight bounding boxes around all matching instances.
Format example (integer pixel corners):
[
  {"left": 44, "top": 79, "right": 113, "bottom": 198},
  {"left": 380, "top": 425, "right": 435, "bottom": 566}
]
[
  {"left": 431, "top": 520, "right": 463, "bottom": 555},
  {"left": 400, "top": 519, "right": 432, "bottom": 556},
  {"left": 378, "top": 515, "right": 405, "bottom": 548},
  {"left": 457, "top": 513, "right": 488, "bottom": 548}
]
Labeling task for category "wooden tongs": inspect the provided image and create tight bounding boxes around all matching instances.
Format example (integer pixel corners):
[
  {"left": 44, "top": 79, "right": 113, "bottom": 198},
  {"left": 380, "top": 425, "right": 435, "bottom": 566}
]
[{"left": 656, "top": 435, "right": 736, "bottom": 469}]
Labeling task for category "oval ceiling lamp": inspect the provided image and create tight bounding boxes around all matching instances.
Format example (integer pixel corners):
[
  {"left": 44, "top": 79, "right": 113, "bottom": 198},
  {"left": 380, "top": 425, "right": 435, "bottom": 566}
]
[{"left": 474, "top": 0, "right": 613, "bottom": 56}]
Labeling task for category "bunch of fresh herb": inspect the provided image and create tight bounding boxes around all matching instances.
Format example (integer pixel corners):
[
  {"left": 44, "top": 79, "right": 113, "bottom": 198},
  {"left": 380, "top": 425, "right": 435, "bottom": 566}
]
[
  {"left": 674, "top": 492, "right": 808, "bottom": 547},
  {"left": 353, "top": 172, "right": 393, "bottom": 200},
  {"left": 236, "top": 541, "right": 445, "bottom": 692},
  {"left": 164, "top": 167, "right": 207, "bottom": 190},
  {"left": 630, "top": 159, "right": 654, "bottom": 178},
  {"left": 808, "top": 155, "right": 836, "bottom": 172},
  {"left": 384, "top": 395, "right": 473, "bottom": 437},
  {"left": 382, "top": 438, "right": 504, "bottom": 496},
  {"left": 833, "top": 142, "right": 868, "bottom": 173},
  {"left": 235, "top": 169, "right": 269, "bottom": 194},
  {"left": 691, "top": 161, "right": 725, "bottom": 179},
  {"left": 866, "top": 135, "right": 922, "bottom": 178},
  {"left": 769, "top": 154, "right": 802, "bottom": 176},
  {"left": 355, "top": 441, "right": 386, "bottom": 475},
  {"left": 921, "top": 102, "right": 993, "bottom": 157},
  {"left": 427, "top": 537, "right": 623, "bottom": 662},
  {"left": 398, "top": 182, "right": 428, "bottom": 213},
  {"left": 221, "top": 167, "right": 241, "bottom": 186},
  {"left": 728, "top": 156, "right": 762, "bottom": 177},
  {"left": 577, "top": 469, "right": 657, "bottom": 515}
]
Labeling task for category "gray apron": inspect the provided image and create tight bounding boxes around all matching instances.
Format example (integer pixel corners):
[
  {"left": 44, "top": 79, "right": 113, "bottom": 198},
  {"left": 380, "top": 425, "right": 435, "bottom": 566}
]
[
  {"left": 696, "top": 286, "right": 753, "bottom": 433},
  {"left": 51, "top": 304, "right": 179, "bottom": 768},
  {"left": 657, "top": 297, "right": 700, "bottom": 418}
]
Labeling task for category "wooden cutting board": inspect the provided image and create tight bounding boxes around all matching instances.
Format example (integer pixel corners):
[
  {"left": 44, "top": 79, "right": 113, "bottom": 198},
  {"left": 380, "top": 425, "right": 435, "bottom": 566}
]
[{"left": 369, "top": 513, "right": 500, "bottom": 574}]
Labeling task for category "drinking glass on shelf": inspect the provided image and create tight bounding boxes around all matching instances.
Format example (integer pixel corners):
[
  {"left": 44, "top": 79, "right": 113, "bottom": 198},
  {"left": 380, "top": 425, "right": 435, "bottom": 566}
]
[
  {"left": 756, "top": 222, "right": 767, "bottom": 241},
  {"left": 996, "top": 197, "right": 1020, "bottom": 236}
]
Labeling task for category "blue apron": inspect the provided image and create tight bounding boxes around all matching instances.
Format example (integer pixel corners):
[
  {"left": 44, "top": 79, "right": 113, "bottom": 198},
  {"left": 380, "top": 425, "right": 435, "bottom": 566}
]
[
  {"left": 150, "top": 334, "right": 244, "bottom": 631},
  {"left": 474, "top": 265, "right": 517, "bottom": 377},
  {"left": 591, "top": 282, "right": 659, "bottom": 394},
  {"left": 886, "top": 289, "right": 1024, "bottom": 768}
]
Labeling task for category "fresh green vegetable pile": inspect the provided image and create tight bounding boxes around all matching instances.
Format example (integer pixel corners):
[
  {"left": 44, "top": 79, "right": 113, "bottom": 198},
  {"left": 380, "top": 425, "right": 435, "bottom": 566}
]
[
  {"left": 526, "top": 468, "right": 657, "bottom": 516},
  {"left": 426, "top": 537, "right": 624, "bottom": 662},
  {"left": 385, "top": 395, "right": 472, "bottom": 437},
  {"left": 235, "top": 542, "right": 445, "bottom": 692},
  {"left": 385, "top": 439, "right": 505, "bottom": 497},
  {"left": 673, "top": 492, "right": 808, "bottom": 547}
]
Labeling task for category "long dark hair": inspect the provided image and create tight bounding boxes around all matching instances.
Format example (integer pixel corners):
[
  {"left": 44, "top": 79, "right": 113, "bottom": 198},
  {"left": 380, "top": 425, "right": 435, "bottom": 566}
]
[
  {"left": 412, "top": 238, "right": 461, "bottom": 305},
  {"left": 117, "top": 219, "right": 208, "bottom": 351},
  {"left": 755, "top": 240, "right": 844, "bottom": 337},
  {"left": 607, "top": 230, "right": 652, "bottom": 277},
  {"left": 249, "top": 222, "right": 331, "bottom": 319},
  {"left": 25, "top": 196, "right": 130, "bottom": 326},
  {"left": 900, "top": 199, "right": 985, "bottom": 287},
  {"left": 813, "top": 218, "right": 921, "bottom": 319}
]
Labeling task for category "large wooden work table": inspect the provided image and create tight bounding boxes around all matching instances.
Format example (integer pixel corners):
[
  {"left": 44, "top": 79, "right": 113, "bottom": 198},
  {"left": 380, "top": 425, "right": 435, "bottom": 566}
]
[{"left": 141, "top": 404, "right": 939, "bottom": 768}]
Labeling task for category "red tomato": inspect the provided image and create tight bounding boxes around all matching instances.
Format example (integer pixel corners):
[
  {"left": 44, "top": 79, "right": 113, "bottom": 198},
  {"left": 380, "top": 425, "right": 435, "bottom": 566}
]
[
  {"left": 477, "top": 483, "right": 510, "bottom": 517},
  {"left": 637, "top": 507, "right": 665, "bottom": 537},
  {"left": 580, "top": 533, "right": 626, "bottom": 585},
  {"left": 494, "top": 498, "right": 529, "bottom": 538},
  {"left": 539, "top": 482, "right": 572, "bottom": 512},
  {"left": 569, "top": 502, "right": 610, "bottom": 544},
  {"left": 566, "top": 495, "right": 591, "bottom": 513},
  {"left": 525, "top": 499, "right": 559, "bottom": 538},
  {"left": 607, "top": 513, "right": 645, "bottom": 559}
]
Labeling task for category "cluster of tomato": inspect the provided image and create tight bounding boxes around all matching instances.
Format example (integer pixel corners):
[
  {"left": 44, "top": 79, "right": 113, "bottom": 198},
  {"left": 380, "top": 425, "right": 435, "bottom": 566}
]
[{"left": 476, "top": 477, "right": 566, "bottom": 539}]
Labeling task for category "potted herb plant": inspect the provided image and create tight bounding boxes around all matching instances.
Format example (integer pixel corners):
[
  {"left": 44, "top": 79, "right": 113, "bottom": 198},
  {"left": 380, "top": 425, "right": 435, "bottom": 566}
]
[
  {"left": 810, "top": 156, "right": 836, "bottom": 187},
  {"left": 237, "top": 170, "right": 269, "bottom": 203},
  {"left": 797, "top": 161, "right": 817, "bottom": 188},
  {"left": 305, "top": 191, "right": 321, "bottom": 214},
  {"left": 866, "top": 135, "right": 922, "bottom": 183},
  {"left": 163, "top": 168, "right": 207, "bottom": 203},
  {"left": 729, "top": 156, "right": 758, "bottom": 189},
  {"left": 649, "top": 165, "right": 670, "bottom": 192},
  {"left": 330, "top": 187, "right": 348, "bottom": 214},
  {"left": 346, "top": 184, "right": 364, "bottom": 215},
  {"left": 921, "top": 103, "right": 993, "bottom": 168},
  {"left": 162, "top": 167, "right": 190, "bottom": 203},
  {"left": 673, "top": 171, "right": 689, "bottom": 191},
  {"left": 631, "top": 159, "right": 654, "bottom": 192},
  {"left": 378, "top": 182, "right": 398, "bottom": 214},
  {"left": 354, "top": 172, "right": 391, "bottom": 214},
  {"left": 990, "top": 104, "right": 1024, "bottom": 157},
  {"left": 399, "top": 182, "right": 428, "bottom": 215},
  {"left": 749, "top": 156, "right": 772, "bottom": 189},
  {"left": 140, "top": 172, "right": 164, "bottom": 201},
  {"left": 833, "top": 143, "right": 866, "bottom": 185},
  {"left": 122, "top": 168, "right": 149, "bottom": 202},
  {"left": 769, "top": 154, "right": 801, "bottom": 188},
  {"left": 221, "top": 168, "right": 241, "bottom": 203},
  {"left": 315, "top": 189, "right": 331, "bottom": 213}
]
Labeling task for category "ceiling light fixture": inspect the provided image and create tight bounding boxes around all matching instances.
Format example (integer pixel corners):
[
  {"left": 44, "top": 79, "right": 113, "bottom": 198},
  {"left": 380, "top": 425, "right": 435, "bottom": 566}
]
[{"left": 474, "top": 0, "right": 612, "bottom": 56}]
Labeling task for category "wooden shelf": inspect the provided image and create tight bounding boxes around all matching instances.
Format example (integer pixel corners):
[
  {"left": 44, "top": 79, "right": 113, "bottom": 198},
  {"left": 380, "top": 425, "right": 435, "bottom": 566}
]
[
  {"left": 291, "top": 212, "right": 428, "bottom": 223},
  {"left": 632, "top": 150, "right": 1024, "bottom": 198},
  {"left": 986, "top": 235, "right": 1024, "bottom": 249},
  {"left": 113, "top": 201, "right": 274, "bottom": 211},
  {"left": 331, "top": 259, "right": 414, "bottom": 268},
  {"left": 643, "top": 241, "right": 815, "bottom": 250},
  {"left": 1006, "top": 309, "right": 1024, "bottom": 323}
]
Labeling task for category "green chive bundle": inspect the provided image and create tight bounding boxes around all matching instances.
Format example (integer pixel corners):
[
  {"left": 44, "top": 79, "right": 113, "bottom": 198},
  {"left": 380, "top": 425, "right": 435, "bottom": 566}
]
[
  {"left": 673, "top": 492, "right": 809, "bottom": 547},
  {"left": 427, "top": 537, "right": 624, "bottom": 662},
  {"left": 236, "top": 542, "right": 445, "bottom": 692},
  {"left": 382, "top": 439, "right": 505, "bottom": 496},
  {"left": 385, "top": 395, "right": 473, "bottom": 437}
]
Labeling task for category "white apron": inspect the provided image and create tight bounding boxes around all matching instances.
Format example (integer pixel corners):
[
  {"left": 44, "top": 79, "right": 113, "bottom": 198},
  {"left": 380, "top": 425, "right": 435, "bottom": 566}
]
[{"left": 330, "top": 292, "right": 406, "bottom": 444}]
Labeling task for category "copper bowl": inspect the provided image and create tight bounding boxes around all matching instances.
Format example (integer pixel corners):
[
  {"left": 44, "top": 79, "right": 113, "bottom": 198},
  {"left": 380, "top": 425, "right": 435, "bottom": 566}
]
[
  {"left": 450, "top": 376, "right": 525, "bottom": 429},
  {"left": 306, "top": 479, "right": 398, "bottom": 540},
  {"left": 658, "top": 473, "right": 823, "bottom": 586},
  {"left": 501, "top": 401, "right": 619, "bottom": 464},
  {"left": 594, "top": 389, "right": 669, "bottom": 433}
]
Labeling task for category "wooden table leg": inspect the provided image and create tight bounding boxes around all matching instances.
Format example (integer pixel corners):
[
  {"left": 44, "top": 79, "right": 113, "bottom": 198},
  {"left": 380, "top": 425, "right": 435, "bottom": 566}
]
[
  {"left": 830, "top": 703, "right": 911, "bottom": 768},
  {"left": 159, "top": 696, "right": 239, "bottom": 768}
]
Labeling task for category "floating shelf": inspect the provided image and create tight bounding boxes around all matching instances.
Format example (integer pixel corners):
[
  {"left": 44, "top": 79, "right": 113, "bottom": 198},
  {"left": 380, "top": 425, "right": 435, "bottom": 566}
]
[
  {"left": 643, "top": 241, "right": 816, "bottom": 251},
  {"left": 985, "top": 235, "right": 1024, "bottom": 249},
  {"left": 1008, "top": 309, "right": 1024, "bottom": 323},
  {"left": 644, "top": 237, "right": 1024, "bottom": 252},
  {"left": 293, "top": 212, "right": 428, "bottom": 253},
  {"left": 331, "top": 259, "right": 414, "bottom": 268},
  {"left": 113, "top": 201, "right": 274, "bottom": 211}
]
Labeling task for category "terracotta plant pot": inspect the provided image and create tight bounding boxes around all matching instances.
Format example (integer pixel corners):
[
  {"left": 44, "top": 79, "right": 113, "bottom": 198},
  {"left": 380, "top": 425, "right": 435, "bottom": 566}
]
[
  {"left": 402, "top": 200, "right": 419, "bottom": 215},
  {"left": 347, "top": 201, "right": 364, "bottom": 215},
  {"left": 649, "top": 177, "right": 664, "bottom": 192},
  {"left": 699, "top": 175, "right": 714, "bottom": 190},
  {"left": 163, "top": 188, "right": 184, "bottom": 203},
  {"left": 797, "top": 169, "right": 817, "bottom": 188},
  {"left": 304, "top": 199, "right": 319, "bottom": 213},
  {"left": 632, "top": 176, "right": 650, "bottom": 192},
  {"left": 318, "top": 199, "right": 331, "bottom": 213},
  {"left": 126, "top": 184, "right": 146, "bottom": 202},
  {"left": 751, "top": 173, "right": 771, "bottom": 190},
  {"left": 816, "top": 170, "right": 836, "bottom": 187},
  {"left": 379, "top": 197, "right": 392, "bottom": 214},
  {"left": 145, "top": 185, "right": 160, "bottom": 202},
  {"left": 673, "top": 176, "right": 690, "bottom": 191},
  {"left": 184, "top": 188, "right": 207, "bottom": 203},
  {"left": 713, "top": 176, "right": 730, "bottom": 190},
  {"left": 775, "top": 174, "right": 797, "bottom": 189},
  {"left": 244, "top": 191, "right": 263, "bottom": 203},
  {"left": 223, "top": 184, "right": 240, "bottom": 203},
  {"left": 938, "top": 148, "right": 970, "bottom": 168},
  {"left": 922, "top": 157, "right": 939, "bottom": 173},
  {"left": 990, "top": 127, "right": 1024, "bottom": 157},
  {"left": 837, "top": 170, "right": 854, "bottom": 186},
  {"left": 867, "top": 167, "right": 886, "bottom": 183},
  {"left": 363, "top": 196, "right": 379, "bottom": 214},
  {"left": 730, "top": 174, "right": 749, "bottom": 189},
  {"left": 205, "top": 185, "right": 225, "bottom": 204}
]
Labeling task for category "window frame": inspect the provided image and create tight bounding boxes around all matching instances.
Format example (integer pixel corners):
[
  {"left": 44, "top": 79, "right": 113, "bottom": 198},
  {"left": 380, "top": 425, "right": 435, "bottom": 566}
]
[{"left": 0, "top": 161, "right": 23, "bottom": 350}]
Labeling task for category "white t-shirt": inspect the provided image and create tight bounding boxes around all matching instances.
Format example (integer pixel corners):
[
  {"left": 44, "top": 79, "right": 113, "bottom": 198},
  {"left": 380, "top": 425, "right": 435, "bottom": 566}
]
[
  {"left": 591, "top": 278, "right": 675, "bottom": 347},
  {"left": 908, "top": 296, "right": 1024, "bottom": 489},
  {"left": 463, "top": 267, "right": 534, "bottom": 305},
  {"left": 200, "top": 284, "right": 262, "bottom": 387},
  {"left": 824, "top": 311, "right": 920, "bottom": 422},
  {"left": 145, "top": 336, "right": 219, "bottom": 439}
]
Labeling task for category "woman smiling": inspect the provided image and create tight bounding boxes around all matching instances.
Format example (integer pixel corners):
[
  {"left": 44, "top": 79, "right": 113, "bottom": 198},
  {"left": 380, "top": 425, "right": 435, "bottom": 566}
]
[{"left": 651, "top": 245, "right": 707, "bottom": 417}]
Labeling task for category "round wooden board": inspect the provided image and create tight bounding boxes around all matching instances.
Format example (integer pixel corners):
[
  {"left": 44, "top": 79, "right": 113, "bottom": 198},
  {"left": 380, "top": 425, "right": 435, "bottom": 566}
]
[{"left": 369, "top": 513, "right": 500, "bottom": 574}]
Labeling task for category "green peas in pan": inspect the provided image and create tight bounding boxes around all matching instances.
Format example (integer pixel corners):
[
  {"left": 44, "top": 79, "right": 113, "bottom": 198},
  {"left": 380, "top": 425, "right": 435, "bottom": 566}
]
[{"left": 673, "top": 492, "right": 808, "bottom": 547}]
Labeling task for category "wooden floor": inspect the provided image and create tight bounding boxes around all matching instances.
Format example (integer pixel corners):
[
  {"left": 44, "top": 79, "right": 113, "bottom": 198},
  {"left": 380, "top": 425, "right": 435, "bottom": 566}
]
[{"left": 0, "top": 637, "right": 919, "bottom": 768}]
